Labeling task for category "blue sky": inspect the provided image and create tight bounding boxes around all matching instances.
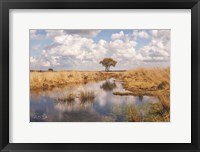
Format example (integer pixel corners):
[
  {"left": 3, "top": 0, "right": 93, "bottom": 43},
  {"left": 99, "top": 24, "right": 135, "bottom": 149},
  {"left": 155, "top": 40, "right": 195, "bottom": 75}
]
[{"left": 30, "top": 29, "right": 170, "bottom": 70}]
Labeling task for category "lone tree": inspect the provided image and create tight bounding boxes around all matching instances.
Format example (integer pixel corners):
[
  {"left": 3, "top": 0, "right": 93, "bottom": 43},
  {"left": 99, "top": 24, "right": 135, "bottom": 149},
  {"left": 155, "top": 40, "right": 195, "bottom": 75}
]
[
  {"left": 99, "top": 58, "right": 117, "bottom": 72},
  {"left": 48, "top": 68, "right": 53, "bottom": 72}
]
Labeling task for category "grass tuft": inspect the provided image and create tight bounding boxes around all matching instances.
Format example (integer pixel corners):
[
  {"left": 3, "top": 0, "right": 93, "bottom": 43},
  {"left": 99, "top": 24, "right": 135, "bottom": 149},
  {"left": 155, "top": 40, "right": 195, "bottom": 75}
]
[
  {"left": 56, "top": 92, "right": 76, "bottom": 102},
  {"left": 126, "top": 105, "right": 142, "bottom": 122},
  {"left": 79, "top": 90, "right": 95, "bottom": 103}
]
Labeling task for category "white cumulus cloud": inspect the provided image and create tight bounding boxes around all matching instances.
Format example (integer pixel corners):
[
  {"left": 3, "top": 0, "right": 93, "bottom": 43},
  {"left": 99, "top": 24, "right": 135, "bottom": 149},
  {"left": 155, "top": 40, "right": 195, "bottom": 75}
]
[
  {"left": 111, "top": 31, "right": 125, "bottom": 40},
  {"left": 132, "top": 30, "right": 150, "bottom": 39},
  {"left": 137, "top": 30, "right": 170, "bottom": 65}
]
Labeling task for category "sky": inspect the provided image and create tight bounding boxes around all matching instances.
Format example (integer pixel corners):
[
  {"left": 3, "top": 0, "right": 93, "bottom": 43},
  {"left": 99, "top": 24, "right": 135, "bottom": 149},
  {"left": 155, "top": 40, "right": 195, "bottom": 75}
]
[{"left": 30, "top": 29, "right": 170, "bottom": 71}]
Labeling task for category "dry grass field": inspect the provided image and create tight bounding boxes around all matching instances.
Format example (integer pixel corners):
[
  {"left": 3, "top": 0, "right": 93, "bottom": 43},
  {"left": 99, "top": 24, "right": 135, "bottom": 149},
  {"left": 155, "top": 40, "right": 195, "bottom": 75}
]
[
  {"left": 30, "top": 68, "right": 169, "bottom": 92},
  {"left": 30, "top": 71, "right": 112, "bottom": 90},
  {"left": 114, "top": 67, "right": 170, "bottom": 96}
]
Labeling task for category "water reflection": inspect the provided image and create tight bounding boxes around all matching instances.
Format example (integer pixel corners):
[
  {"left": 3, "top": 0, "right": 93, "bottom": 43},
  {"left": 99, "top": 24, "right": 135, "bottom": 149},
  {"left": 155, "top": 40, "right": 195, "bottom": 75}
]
[
  {"left": 30, "top": 78, "right": 159, "bottom": 122},
  {"left": 100, "top": 80, "right": 117, "bottom": 91}
]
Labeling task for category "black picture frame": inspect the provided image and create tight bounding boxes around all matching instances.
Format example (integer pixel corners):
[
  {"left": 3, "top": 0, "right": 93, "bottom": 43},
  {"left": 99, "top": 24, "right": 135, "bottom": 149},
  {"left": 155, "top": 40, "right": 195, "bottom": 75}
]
[{"left": 0, "top": 0, "right": 200, "bottom": 151}]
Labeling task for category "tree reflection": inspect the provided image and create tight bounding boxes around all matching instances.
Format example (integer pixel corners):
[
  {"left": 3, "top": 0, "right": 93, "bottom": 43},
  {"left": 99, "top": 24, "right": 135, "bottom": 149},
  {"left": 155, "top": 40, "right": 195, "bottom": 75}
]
[
  {"left": 138, "top": 95, "right": 143, "bottom": 101},
  {"left": 100, "top": 80, "right": 117, "bottom": 91}
]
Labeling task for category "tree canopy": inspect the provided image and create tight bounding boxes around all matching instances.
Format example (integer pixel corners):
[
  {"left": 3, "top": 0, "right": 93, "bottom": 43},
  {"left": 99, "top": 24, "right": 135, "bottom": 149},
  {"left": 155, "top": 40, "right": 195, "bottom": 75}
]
[
  {"left": 99, "top": 58, "right": 117, "bottom": 72},
  {"left": 48, "top": 68, "right": 53, "bottom": 72}
]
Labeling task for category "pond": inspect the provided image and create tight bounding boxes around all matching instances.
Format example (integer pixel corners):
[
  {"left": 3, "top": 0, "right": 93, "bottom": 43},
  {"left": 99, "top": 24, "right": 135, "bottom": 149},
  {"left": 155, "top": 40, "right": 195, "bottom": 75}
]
[{"left": 30, "top": 78, "right": 159, "bottom": 122}]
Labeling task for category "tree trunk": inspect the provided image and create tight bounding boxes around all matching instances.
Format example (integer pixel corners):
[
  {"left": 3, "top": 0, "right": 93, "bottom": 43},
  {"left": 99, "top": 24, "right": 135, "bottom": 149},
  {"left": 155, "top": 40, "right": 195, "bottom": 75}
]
[{"left": 105, "top": 66, "right": 110, "bottom": 72}]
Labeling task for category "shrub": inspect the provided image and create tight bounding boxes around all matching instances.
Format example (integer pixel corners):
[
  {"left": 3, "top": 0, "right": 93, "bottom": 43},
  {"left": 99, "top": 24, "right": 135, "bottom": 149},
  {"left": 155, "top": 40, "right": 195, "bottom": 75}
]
[{"left": 48, "top": 68, "right": 53, "bottom": 72}]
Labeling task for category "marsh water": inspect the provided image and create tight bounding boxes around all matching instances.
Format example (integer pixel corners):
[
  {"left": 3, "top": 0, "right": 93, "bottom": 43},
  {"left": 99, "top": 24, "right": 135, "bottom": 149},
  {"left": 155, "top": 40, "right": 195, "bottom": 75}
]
[{"left": 30, "top": 78, "right": 159, "bottom": 122}]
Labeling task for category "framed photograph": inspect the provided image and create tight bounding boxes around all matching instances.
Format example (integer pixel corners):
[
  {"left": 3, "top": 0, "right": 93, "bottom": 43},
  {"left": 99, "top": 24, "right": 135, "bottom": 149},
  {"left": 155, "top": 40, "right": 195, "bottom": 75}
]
[{"left": 0, "top": 0, "right": 200, "bottom": 151}]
